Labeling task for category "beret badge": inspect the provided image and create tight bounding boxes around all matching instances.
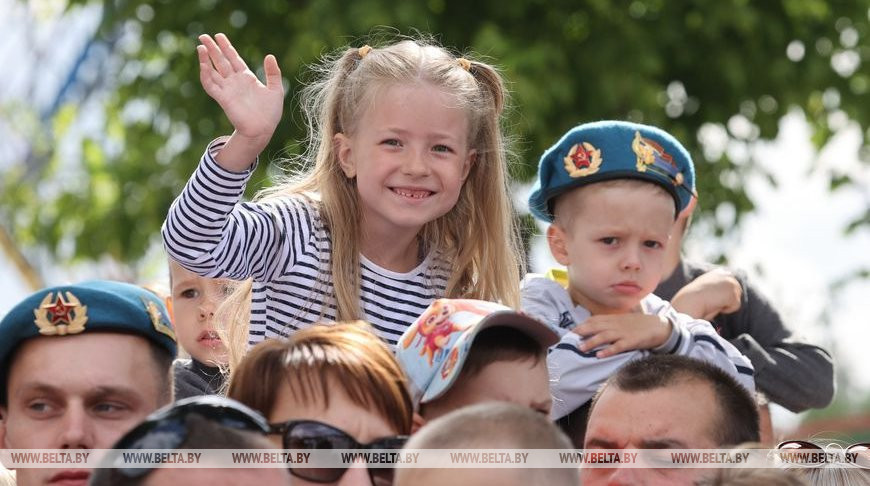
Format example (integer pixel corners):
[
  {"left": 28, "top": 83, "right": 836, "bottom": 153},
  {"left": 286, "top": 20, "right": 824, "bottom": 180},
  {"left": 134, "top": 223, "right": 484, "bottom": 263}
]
[
  {"left": 33, "top": 291, "right": 88, "bottom": 336},
  {"left": 562, "top": 142, "right": 602, "bottom": 178},
  {"left": 143, "top": 298, "right": 176, "bottom": 341}
]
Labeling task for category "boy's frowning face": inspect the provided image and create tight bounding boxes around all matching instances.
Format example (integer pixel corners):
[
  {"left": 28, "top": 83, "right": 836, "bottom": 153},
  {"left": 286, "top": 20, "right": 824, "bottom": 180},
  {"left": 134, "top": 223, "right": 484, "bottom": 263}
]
[
  {"left": 548, "top": 181, "right": 674, "bottom": 315},
  {"left": 168, "top": 262, "right": 230, "bottom": 365}
]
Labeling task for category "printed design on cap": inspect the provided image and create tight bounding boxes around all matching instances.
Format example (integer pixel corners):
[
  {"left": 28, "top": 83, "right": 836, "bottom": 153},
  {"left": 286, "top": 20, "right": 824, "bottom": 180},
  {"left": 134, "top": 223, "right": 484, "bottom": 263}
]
[
  {"left": 440, "top": 347, "right": 461, "bottom": 379},
  {"left": 142, "top": 297, "right": 176, "bottom": 341},
  {"left": 33, "top": 291, "right": 88, "bottom": 336},
  {"left": 402, "top": 300, "right": 490, "bottom": 366},
  {"left": 403, "top": 301, "right": 465, "bottom": 365},
  {"left": 631, "top": 131, "right": 684, "bottom": 185},
  {"left": 562, "top": 142, "right": 602, "bottom": 178}
]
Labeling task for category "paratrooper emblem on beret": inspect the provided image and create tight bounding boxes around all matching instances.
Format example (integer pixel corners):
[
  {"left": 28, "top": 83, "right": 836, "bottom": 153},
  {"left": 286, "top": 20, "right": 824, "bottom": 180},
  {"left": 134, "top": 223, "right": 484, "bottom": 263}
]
[
  {"left": 33, "top": 291, "right": 88, "bottom": 336},
  {"left": 142, "top": 297, "right": 176, "bottom": 341},
  {"left": 563, "top": 142, "right": 602, "bottom": 178}
]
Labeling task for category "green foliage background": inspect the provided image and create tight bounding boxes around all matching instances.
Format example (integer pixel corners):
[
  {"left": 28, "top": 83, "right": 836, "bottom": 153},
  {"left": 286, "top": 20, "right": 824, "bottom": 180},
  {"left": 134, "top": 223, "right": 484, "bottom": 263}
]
[{"left": 2, "top": 0, "right": 869, "bottom": 270}]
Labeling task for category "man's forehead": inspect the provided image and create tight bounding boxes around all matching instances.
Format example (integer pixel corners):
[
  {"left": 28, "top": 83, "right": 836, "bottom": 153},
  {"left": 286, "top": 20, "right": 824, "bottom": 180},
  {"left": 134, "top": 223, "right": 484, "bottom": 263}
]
[
  {"left": 11, "top": 332, "right": 152, "bottom": 373},
  {"left": 7, "top": 334, "right": 155, "bottom": 397},
  {"left": 588, "top": 381, "right": 718, "bottom": 448}
]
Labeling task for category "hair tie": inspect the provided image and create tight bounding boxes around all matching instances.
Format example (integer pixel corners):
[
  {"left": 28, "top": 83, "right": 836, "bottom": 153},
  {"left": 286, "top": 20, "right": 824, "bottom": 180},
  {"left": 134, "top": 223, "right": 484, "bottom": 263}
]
[
  {"left": 457, "top": 57, "right": 472, "bottom": 72},
  {"left": 358, "top": 45, "right": 372, "bottom": 59}
]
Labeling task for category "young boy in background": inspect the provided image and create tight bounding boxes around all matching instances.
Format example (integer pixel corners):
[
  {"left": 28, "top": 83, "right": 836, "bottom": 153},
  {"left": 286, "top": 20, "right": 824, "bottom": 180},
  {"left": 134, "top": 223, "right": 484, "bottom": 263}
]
[
  {"left": 168, "top": 259, "right": 230, "bottom": 398},
  {"left": 522, "top": 121, "right": 755, "bottom": 441},
  {"left": 396, "top": 298, "right": 558, "bottom": 429}
]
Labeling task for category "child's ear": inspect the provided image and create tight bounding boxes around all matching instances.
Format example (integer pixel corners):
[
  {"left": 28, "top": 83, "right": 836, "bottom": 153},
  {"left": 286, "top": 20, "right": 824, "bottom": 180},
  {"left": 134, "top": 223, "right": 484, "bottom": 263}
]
[
  {"left": 547, "top": 223, "right": 571, "bottom": 266},
  {"left": 460, "top": 149, "right": 476, "bottom": 182},
  {"left": 333, "top": 133, "right": 356, "bottom": 178}
]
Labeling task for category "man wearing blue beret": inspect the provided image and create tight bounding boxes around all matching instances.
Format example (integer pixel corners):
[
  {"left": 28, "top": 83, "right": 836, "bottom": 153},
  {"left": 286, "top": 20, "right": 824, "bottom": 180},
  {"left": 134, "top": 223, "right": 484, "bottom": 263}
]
[
  {"left": 0, "top": 280, "right": 177, "bottom": 486},
  {"left": 521, "top": 121, "right": 756, "bottom": 444}
]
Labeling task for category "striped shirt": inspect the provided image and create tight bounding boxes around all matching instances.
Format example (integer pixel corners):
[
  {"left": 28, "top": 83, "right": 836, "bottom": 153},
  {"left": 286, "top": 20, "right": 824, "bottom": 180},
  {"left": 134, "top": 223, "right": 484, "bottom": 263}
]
[{"left": 162, "top": 140, "right": 451, "bottom": 347}]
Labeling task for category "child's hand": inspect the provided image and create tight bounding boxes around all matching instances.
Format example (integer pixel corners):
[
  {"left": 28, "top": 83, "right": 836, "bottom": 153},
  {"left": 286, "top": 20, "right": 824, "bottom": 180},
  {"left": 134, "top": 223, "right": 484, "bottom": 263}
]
[
  {"left": 197, "top": 33, "right": 284, "bottom": 171},
  {"left": 572, "top": 314, "right": 671, "bottom": 358},
  {"left": 670, "top": 268, "right": 742, "bottom": 321}
]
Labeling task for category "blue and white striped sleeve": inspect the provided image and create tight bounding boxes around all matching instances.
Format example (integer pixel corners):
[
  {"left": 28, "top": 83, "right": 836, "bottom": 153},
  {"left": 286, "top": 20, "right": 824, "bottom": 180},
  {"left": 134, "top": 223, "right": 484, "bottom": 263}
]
[{"left": 162, "top": 139, "right": 309, "bottom": 282}]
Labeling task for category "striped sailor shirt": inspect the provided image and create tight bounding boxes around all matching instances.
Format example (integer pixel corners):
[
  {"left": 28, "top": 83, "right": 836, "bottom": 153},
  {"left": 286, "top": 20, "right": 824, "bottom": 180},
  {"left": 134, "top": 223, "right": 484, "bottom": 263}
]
[{"left": 162, "top": 140, "right": 450, "bottom": 347}]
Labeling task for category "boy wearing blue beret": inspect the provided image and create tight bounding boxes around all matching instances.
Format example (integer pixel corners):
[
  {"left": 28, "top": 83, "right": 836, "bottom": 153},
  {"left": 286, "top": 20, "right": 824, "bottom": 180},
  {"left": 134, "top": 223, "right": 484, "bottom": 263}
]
[
  {"left": 522, "top": 121, "right": 756, "bottom": 433},
  {"left": 0, "top": 281, "right": 177, "bottom": 486}
]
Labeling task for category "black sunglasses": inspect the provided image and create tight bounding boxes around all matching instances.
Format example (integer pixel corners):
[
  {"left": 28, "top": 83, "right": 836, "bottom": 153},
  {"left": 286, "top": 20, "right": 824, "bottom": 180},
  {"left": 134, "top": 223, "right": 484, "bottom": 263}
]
[
  {"left": 112, "top": 395, "right": 270, "bottom": 478},
  {"left": 777, "top": 440, "right": 870, "bottom": 468},
  {"left": 270, "top": 419, "right": 408, "bottom": 485}
]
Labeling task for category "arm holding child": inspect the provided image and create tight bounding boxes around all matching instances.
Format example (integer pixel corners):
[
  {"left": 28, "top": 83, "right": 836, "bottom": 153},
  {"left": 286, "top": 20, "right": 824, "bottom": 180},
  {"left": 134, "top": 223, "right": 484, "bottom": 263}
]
[{"left": 657, "top": 260, "right": 835, "bottom": 412}]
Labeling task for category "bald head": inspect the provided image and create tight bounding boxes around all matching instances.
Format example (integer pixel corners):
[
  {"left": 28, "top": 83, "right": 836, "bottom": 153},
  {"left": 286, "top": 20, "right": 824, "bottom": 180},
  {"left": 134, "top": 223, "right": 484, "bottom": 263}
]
[{"left": 398, "top": 402, "right": 578, "bottom": 486}]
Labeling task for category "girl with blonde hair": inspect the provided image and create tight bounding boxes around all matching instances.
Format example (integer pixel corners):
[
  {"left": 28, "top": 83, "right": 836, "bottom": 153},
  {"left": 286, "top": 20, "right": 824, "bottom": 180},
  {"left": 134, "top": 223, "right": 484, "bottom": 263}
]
[{"left": 163, "top": 33, "right": 522, "bottom": 350}]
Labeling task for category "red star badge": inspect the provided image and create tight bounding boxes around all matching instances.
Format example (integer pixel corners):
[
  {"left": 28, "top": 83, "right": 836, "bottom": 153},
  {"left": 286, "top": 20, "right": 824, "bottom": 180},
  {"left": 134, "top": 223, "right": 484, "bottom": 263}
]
[
  {"left": 570, "top": 145, "right": 591, "bottom": 169},
  {"left": 43, "top": 294, "right": 76, "bottom": 325}
]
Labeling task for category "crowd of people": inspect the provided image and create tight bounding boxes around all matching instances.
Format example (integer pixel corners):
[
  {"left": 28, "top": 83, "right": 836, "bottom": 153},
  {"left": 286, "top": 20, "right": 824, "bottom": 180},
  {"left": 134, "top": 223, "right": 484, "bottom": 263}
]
[{"left": 0, "top": 31, "right": 863, "bottom": 486}]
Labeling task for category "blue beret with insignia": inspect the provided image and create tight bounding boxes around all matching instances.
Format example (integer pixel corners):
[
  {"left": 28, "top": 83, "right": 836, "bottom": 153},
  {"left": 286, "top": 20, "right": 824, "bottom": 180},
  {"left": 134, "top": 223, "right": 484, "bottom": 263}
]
[
  {"left": 0, "top": 280, "right": 177, "bottom": 367},
  {"left": 528, "top": 120, "right": 697, "bottom": 222}
]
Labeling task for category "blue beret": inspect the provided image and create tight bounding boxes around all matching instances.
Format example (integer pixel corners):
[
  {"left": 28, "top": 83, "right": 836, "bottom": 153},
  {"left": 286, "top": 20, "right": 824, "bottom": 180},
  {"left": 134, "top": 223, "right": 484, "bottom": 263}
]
[
  {"left": 0, "top": 280, "right": 177, "bottom": 366},
  {"left": 528, "top": 120, "right": 697, "bottom": 222}
]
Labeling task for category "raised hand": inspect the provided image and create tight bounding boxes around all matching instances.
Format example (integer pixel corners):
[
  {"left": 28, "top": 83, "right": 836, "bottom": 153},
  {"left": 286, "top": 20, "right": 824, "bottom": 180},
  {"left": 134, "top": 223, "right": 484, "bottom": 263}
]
[
  {"left": 671, "top": 268, "right": 742, "bottom": 321},
  {"left": 572, "top": 313, "right": 671, "bottom": 358},
  {"left": 197, "top": 33, "right": 284, "bottom": 171}
]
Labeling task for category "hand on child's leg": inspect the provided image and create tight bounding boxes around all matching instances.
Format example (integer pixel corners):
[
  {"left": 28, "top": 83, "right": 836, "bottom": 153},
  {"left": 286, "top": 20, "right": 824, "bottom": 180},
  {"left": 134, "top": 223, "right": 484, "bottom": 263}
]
[{"left": 573, "top": 314, "right": 671, "bottom": 358}]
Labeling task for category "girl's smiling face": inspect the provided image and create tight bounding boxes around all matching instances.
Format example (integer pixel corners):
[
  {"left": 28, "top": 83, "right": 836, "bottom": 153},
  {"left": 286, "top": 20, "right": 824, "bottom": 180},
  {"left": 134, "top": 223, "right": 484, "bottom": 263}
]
[{"left": 334, "top": 83, "right": 475, "bottom": 240}]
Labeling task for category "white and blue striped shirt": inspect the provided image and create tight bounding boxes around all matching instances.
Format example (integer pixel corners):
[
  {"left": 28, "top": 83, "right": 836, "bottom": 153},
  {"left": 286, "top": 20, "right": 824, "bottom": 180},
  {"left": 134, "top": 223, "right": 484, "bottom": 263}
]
[{"left": 162, "top": 140, "right": 450, "bottom": 347}]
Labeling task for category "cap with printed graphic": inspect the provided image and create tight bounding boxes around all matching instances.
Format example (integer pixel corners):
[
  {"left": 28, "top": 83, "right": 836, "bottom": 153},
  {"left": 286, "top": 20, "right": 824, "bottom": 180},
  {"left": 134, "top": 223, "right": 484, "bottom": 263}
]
[{"left": 396, "top": 298, "right": 558, "bottom": 408}]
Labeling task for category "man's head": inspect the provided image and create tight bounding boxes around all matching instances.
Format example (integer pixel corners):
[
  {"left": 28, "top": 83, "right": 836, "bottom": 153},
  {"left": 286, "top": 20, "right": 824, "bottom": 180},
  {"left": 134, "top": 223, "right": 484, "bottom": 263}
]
[
  {"left": 397, "top": 402, "right": 578, "bottom": 486},
  {"left": 582, "top": 355, "right": 759, "bottom": 485},
  {"left": 0, "top": 281, "right": 177, "bottom": 486},
  {"left": 396, "top": 299, "right": 557, "bottom": 423},
  {"left": 167, "top": 259, "right": 230, "bottom": 365}
]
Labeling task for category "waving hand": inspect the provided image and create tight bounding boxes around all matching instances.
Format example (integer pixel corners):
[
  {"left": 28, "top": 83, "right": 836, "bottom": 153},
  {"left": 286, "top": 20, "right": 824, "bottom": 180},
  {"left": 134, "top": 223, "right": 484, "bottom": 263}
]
[{"left": 197, "top": 33, "right": 284, "bottom": 171}]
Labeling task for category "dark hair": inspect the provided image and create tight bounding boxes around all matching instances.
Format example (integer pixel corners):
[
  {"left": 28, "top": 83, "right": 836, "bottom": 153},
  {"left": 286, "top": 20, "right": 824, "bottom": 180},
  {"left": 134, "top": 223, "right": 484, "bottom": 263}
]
[
  {"left": 589, "top": 355, "right": 759, "bottom": 446},
  {"left": 0, "top": 353, "right": 12, "bottom": 407},
  {"left": 148, "top": 340, "right": 175, "bottom": 406},
  {"left": 90, "top": 413, "right": 273, "bottom": 486},
  {"left": 460, "top": 326, "right": 546, "bottom": 378}
]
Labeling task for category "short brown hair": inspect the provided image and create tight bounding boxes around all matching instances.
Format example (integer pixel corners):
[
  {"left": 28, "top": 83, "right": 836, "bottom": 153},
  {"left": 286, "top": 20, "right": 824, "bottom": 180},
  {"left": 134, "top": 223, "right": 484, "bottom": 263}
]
[
  {"left": 590, "top": 355, "right": 759, "bottom": 446},
  {"left": 458, "top": 326, "right": 546, "bottom": 379},
  {"left": 227, "top": 321, "right": 412, "bottom": 434}
]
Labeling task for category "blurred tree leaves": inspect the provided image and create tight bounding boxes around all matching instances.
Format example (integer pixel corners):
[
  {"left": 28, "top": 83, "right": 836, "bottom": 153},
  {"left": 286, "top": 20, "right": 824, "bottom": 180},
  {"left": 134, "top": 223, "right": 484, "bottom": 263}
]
[{"left": 3, "top": 0, "right": 869, "bottom": 265}]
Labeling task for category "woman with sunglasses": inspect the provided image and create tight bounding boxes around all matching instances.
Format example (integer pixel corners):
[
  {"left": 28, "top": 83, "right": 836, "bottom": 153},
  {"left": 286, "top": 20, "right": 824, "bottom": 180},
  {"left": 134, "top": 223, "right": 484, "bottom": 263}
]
[{"left": 227, "top": 321, "right": 413, "bottom": 485}]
